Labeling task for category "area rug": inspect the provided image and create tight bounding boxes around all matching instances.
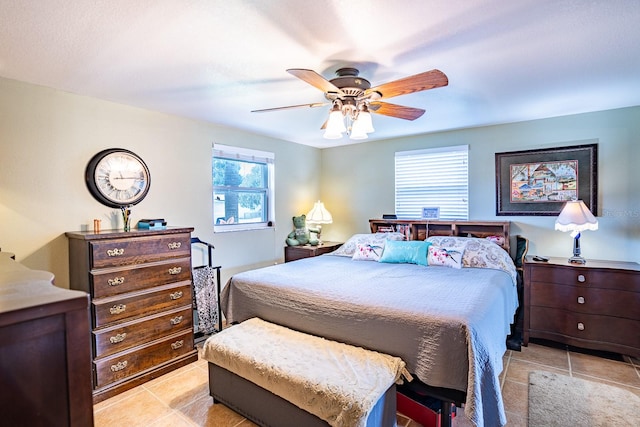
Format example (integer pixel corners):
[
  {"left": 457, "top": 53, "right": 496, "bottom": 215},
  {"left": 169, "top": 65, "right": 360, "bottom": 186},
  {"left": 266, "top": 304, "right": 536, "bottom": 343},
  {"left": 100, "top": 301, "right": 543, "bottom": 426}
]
[{"left": 528, "top": 370, "right": 640, "bottom": 426}]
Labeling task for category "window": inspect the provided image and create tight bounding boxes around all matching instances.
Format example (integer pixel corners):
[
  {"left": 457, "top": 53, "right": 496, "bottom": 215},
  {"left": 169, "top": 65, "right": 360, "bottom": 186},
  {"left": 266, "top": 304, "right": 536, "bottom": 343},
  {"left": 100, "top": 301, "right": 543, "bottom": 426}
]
[
  {"left": 212, "top": 144, "right": 274, "bottom": 231},
  {"left": 395, "top": 145, "right": 469, "bottom": 220}
]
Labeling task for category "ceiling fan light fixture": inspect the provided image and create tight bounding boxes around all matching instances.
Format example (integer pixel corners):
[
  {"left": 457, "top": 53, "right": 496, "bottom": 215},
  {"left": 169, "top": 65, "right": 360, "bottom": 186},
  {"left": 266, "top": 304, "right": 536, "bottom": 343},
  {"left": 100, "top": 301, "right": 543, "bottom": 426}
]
[
  {"left": 356, "top": 109, "right": 374, "bottom": 134},
  {"left": 349, "top": 124, "right": 368, "bottom": 140},
  {"left": 324, "top": 104, "right": 347, "bottom": 139}
]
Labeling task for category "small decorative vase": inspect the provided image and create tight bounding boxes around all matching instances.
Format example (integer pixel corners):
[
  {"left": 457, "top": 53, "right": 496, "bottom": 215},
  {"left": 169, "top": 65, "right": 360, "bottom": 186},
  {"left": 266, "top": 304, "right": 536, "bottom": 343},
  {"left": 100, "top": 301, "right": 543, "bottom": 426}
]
[{"left": 121, "top": 206, "right": 132, "bottom": 232}]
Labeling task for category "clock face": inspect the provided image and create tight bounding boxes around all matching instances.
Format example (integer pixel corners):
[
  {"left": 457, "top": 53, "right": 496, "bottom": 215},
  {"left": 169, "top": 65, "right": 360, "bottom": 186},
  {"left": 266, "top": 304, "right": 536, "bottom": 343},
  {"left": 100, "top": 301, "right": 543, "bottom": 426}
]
[{"left": 85, "top": 149, "right": 150, "bottom": 208}]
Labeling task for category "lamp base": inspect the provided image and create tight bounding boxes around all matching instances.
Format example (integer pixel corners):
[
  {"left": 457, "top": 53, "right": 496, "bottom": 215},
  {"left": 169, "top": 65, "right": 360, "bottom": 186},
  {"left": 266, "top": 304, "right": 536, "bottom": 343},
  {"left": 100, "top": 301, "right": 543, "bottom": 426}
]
[{"left": 569, "top": 233, "right": 586, "bottom": 264}]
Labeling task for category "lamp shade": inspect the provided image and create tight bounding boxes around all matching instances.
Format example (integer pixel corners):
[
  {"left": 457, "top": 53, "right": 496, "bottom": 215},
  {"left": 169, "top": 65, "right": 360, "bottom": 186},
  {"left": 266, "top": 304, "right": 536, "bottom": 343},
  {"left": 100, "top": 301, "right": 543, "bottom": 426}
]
[
  {"left": 555, "top": 200, "right": 598, "bottom": 236},
  {"left": 306, "top": 200, "right": 333, "bottom": 224}
]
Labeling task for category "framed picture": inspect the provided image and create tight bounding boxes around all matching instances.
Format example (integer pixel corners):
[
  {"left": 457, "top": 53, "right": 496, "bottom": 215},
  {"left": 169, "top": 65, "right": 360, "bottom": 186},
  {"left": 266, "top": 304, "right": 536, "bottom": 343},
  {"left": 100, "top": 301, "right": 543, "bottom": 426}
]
[
  {"left": 421, "top": 207, "right": 440, "bottom": 219},
  {"left": 495, "top": 143, "right": 598, "bottom": 216}
]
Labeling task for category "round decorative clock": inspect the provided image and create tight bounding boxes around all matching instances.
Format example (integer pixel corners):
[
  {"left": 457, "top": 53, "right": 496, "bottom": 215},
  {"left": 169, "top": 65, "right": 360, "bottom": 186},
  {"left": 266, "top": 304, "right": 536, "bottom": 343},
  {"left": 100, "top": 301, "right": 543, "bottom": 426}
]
[{"left": 85, "top": 148, "right": 151, "bottom": 208}]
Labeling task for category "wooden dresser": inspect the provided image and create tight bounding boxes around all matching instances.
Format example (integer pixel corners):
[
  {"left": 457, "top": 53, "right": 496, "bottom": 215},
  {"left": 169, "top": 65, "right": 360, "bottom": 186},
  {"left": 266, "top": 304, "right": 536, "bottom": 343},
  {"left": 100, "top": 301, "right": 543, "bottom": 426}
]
[
  {"left": 0, "top": 252, "right": 94, "bottom": 426},
  {"left": 66, "top": 227, "right": 198, "bottom": 403},
  {"left": 524, "top": 256, "right": 640, "bottom": 357}
]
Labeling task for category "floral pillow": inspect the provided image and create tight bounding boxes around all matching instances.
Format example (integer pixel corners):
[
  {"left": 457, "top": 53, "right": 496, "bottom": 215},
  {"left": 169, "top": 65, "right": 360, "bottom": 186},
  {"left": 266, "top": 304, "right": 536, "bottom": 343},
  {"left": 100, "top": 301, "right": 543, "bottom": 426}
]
[
  {"left": 352, "top": 243, "right": 385, "bottom": 261},
  {"left": 331, "top": 232, "right": 405, "bottom": 257},
  {"left": 427, "top": 245, "right": 464, "bottom": 269},
  {"left": 426, "top": 236, "right": 517, "bottom": 284}
]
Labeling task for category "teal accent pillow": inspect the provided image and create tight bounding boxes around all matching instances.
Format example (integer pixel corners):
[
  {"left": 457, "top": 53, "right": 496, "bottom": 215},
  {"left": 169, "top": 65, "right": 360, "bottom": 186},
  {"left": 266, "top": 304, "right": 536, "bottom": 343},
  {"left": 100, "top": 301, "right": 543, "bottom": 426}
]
[{"left": 378, "top": 240, "right": 431, "bottom": 266}]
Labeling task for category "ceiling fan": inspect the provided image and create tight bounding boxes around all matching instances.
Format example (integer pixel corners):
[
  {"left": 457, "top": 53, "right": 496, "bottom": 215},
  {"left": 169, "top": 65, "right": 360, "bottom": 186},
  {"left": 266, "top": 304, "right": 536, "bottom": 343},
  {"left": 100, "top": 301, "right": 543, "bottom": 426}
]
[{"left": 252, "top": 67, "right": 448, "bottom": 140}]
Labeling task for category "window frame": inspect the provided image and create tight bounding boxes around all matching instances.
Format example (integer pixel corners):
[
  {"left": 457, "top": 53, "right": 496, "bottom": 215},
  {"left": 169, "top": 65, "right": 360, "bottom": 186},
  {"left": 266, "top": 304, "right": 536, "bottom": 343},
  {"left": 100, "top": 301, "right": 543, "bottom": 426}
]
[{"left": 212, "top": 144, "right": 275, "bottom": 233}]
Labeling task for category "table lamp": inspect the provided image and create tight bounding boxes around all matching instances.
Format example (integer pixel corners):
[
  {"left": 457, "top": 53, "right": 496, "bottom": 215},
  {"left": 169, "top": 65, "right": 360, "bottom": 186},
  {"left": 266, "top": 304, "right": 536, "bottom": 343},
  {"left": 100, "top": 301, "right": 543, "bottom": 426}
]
[
  {"left": 306, "top": 200, "right": 333, "bottom": 243},
  {"left": 554, "top": 200, "right": 598, "bottom": 264}
]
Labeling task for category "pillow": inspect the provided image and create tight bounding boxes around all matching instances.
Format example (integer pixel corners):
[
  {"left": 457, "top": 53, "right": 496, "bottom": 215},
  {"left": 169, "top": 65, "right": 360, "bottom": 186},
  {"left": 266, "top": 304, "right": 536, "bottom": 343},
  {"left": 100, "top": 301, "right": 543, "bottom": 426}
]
[
  {"left": 427, "top": 245, "right": 464, "bottom": 269},
  {"left": 426, "top": 236, "right": 517, "bottom": 283},
  {"left": 485, "top": 235, "right": 505, "bottom": 246},
  {"left": 352, "top": 243, "right": 385, "bottom": 261},
  {"left": 331, "top": 232, "right": 405, "bottom": 257},
  {"left": 378, "top": 240, "right": 431, "bottom": 266}
]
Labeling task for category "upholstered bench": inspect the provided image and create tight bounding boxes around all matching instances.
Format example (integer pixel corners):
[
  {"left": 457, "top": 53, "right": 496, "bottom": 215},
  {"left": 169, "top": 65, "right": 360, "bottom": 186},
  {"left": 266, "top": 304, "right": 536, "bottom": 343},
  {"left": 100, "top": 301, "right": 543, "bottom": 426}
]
[{"left": 202, "top": 318, "right": 410, "bottom": 427}]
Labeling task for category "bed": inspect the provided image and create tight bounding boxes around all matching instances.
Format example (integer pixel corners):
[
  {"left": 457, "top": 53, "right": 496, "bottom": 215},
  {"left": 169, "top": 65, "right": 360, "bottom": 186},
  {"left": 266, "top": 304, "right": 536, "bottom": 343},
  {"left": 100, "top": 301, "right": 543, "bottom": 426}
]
[{"left": 220, "top": 221, "right": 518, "bottom": 427}]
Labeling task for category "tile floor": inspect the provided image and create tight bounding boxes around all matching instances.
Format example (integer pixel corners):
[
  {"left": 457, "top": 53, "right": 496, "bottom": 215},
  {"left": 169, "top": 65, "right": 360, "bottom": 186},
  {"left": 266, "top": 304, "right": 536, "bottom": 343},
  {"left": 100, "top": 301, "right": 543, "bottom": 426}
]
[{"left": 93, "top": 340, "right": 640, "bottom": 427}]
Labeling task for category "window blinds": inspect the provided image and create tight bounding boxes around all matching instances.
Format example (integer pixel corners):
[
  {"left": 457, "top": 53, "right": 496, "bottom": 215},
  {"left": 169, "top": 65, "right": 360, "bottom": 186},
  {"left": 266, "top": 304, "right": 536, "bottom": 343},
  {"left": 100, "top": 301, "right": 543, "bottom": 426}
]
[{"left": 395, "top": 145, "right": 469, "bottom": 220}]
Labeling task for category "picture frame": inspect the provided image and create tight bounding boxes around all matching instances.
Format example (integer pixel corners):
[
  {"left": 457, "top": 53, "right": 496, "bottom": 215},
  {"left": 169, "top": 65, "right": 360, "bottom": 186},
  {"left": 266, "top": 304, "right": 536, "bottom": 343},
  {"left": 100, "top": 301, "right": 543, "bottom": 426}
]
[
  {"left": 421, "top": 207, "right": 440, "bottom": 219},
  {"left": 495, "top": 143, "right": 598, "bottom": 216}
]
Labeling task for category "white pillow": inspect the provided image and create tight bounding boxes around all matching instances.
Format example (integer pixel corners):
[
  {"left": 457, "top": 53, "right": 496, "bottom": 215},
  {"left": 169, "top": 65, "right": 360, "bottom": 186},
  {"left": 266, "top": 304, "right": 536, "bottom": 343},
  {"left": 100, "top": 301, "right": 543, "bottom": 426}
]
[
  {"left": 352, "top": 242, "right": 385, "bottom": 261},
  {"left": 332, "top": 232, "right": 405, "bottom": 257},
  {"left": 427, "top": 245, "right": 464, "bottom": 269}
]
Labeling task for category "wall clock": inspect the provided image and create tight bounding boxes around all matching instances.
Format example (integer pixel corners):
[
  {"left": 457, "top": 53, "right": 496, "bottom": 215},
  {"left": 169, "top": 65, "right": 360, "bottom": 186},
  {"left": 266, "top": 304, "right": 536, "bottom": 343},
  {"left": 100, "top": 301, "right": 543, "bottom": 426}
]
[{"left": 85, "top": 148, "right": 151, "bottom": 208}]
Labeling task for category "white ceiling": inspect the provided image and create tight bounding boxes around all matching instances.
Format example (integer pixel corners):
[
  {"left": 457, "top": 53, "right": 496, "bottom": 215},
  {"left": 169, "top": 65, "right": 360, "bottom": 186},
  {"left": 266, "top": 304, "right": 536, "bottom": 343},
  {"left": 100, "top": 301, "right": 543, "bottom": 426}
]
[{"left": 1, "top": 0, "right": 639, "bottom": 148}]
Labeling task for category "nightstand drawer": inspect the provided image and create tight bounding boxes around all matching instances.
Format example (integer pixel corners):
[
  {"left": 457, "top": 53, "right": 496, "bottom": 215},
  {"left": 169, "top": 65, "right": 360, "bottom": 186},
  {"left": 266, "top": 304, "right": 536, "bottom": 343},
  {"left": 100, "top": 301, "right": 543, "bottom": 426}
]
[
  {"left": 91, "top": 233, "right": 191, "bottom": 268},
  {"left": 530, "top": 282, "right": 639, "bottom": 319},
  {"left": 91, "top": 257, "right": 192, "bottom": 298},
  {"left": 94, "top": 330, "right": 194, "bottom": 388},
  {"left": 529, "top": 307, "right": 640, "bottom": 349},
  {"left": 530, "top": 266, "right": 640, "bottom": 291},
  {"left": 94, "top": 306, "right": 193, "bottom": 358},
  {"left": 93, "top": 282, "right": 192, "bottom": 327}
]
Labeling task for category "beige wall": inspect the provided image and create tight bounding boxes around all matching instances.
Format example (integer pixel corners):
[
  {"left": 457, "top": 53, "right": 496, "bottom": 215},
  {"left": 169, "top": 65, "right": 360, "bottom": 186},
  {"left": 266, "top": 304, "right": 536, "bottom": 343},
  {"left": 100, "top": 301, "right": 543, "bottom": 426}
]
[
  {"left": 2, "top": 76, "right": 638, "bottom": 290},
  {"left": 0, "top": 77, "right": 321, "bottom": 287},
  {"left": 320, "top": 106, "right": 640, "bottom": 263}
]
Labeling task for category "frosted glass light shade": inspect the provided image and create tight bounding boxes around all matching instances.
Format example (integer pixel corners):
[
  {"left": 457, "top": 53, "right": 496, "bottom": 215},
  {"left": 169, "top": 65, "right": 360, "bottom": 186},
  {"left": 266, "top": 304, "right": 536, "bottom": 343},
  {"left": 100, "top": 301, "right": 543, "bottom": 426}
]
[
  {"left": 356, "top": 110, "right": 374, "bottom": 133},
  {"left": 324, "top": 109, "right": 346, "bottom": 139}
]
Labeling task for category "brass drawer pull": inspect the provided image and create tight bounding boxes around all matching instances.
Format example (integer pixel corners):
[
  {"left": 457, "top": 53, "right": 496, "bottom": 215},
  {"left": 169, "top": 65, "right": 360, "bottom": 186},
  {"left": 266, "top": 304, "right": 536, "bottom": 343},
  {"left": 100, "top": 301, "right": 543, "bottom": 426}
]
[
  {"left": 577, "top": 274, "right": 586, "bottom": 283},
  {"left": 168, "top": 242, "right": 182, "bottom": 250},
  {"left": 108, "top": 276, "right": 125, "bottom": 286},
  {"left": 171, "top": 340, "right": 184, "bottom": 350},
  {"left": 109, "top": 304, "right": 126, "bottom": 315},
  {"left": 106, "top": 248, "right": 125, "bottom": 257},
  {"left": 170, "top": 315, "right": 183, "bottom": 325},
  {"left": 170, "top": 291, "right": 183, "bottom": 300},
  {"left": 110, "top": 361, "right": 128, "bottom": 372},
  {"left": 109, "top": 333, "right": 127, "bottom": 344},
  {"left": 577, "top": 296, "right": 585, "bottom": 304},
  {"left": 168, "top": 266, "right": 182, "bottom": 275},
  {"left": 577, "top": 322, "right": 585, "bottom": 331}
]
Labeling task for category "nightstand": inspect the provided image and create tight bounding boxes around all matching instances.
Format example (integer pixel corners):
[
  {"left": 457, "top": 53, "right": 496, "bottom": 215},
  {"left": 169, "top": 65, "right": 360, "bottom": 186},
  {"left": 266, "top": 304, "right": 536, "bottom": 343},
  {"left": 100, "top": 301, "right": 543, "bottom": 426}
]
[
  {"left": 523, "top": 256, "right": 640, "bottom": 357},
  {"left": 284, "top": 241, "right": 343, "bottom": 263}
]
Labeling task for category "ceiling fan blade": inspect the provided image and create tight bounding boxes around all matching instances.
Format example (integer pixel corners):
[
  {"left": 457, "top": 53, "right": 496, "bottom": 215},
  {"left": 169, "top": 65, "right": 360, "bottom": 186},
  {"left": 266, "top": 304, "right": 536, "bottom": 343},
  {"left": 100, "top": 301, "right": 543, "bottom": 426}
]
[
  {"left": 287, "top": 69, "right": 345, "bottom": 96},
  {"left": 369, "top": 102, "right": 425, "bottom": 120},
  {"left": 365, "top": 69, "right": 448, "bottom": 100},
  {"left": 251, "top": 102, "right": 327, "bottom": 113}
]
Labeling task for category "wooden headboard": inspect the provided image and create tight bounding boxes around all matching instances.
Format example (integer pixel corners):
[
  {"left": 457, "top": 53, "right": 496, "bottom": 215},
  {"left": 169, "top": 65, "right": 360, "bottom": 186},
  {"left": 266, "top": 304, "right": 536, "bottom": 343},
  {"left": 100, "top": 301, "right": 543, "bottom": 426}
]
[{"left": 369, "top": 219, "right": 511, "bottom": 254}]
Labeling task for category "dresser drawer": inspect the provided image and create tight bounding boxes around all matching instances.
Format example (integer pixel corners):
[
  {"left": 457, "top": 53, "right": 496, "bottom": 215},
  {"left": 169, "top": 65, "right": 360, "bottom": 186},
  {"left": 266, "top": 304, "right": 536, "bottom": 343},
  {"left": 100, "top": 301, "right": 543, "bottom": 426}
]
[
  {"left": 91, "top": 257, "right": 192, "bottom": 298},
  {"left": 530, "top": 282, "right": 639, "bottom": 319},
  {"left": 90, "top": 233, "right": 191, "bottom": 268},
  {"left": 94, "top": 330, "right": 194, "bottom": 388},
  {"left": 529, "top": 307, "right": 640, "bottom": 349},
  {"left": 93, "top": 306, "right": 193, "bottom": 358},
  {"left": 93, "top": 282, "right": 192, "bottom": 327},
  {"left": 530, "top": 266, "right": 640, "bottom": 291}
]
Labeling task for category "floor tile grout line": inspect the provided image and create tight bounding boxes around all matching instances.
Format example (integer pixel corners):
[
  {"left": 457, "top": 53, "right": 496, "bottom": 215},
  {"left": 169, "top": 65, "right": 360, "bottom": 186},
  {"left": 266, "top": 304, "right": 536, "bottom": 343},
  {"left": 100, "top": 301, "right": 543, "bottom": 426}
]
[
  {"left": 572, "top": 372, "right": 640, "bottom": 390},
  {"left": 629, "top": 357, "right": 640, "bottom": 380},
  {"left": 501, "top": 351, "right": 511, "bottom": 390}
]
